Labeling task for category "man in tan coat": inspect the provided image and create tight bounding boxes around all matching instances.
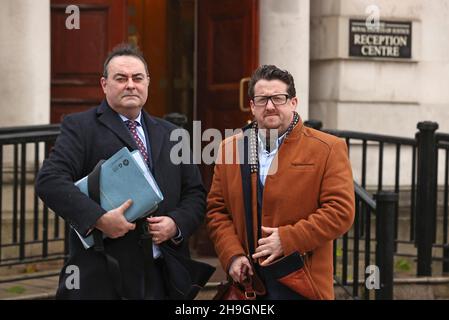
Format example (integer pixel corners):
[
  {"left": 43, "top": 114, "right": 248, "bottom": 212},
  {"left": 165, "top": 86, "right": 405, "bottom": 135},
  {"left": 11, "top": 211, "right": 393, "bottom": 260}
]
[{"left": 206, "top": 65, "right": 355, "bottom": 299}]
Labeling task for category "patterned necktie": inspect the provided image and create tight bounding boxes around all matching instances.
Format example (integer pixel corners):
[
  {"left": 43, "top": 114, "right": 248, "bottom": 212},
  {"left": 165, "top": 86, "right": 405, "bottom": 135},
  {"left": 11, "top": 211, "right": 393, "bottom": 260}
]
[{"left": 125, "top": 120, "right": 149, "bottom": 163}]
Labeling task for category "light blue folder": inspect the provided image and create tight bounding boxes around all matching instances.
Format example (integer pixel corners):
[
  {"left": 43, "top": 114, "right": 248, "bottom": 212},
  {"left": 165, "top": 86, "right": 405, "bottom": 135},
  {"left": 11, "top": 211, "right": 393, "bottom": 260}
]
[{"left": 73, "top": 147, "right": 164, "bottom": 249}]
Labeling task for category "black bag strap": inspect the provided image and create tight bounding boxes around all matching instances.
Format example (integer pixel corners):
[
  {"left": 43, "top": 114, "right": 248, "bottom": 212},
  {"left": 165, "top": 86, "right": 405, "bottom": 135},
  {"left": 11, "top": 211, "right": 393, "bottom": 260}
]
[
  {"left": 87, "top": 160, "right": 125, "bottom": 299},
  {"left": 136, "top": 217, "right": 156, "bottom": 299},
  {"left": 239, "top": 134, "right": 256, "bottom": 254}
]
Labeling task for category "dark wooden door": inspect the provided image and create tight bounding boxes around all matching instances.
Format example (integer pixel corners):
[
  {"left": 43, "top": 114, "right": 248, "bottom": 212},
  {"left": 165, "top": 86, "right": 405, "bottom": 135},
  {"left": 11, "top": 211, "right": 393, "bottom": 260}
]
[
  {"left": 197, "top": 0, "right": 259, "bottom": 189},
  {"left": 194, "top": 0, "right": 259, "bottom": 256},
  {"left": 50, "top": 0, "right": 127, "bottom": 123},
  {"left": 197, "top": 0, "right": 259, "bottom": 130}
]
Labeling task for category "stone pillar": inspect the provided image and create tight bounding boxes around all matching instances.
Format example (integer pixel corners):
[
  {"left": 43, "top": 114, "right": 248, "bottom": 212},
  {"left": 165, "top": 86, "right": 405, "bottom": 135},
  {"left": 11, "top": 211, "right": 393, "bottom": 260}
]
[
  {"left": 259, "top": 0, "right": 310, "bottom": 120},
  {"left": 0, "top": 0, "right": 50, "bottom": 127}
]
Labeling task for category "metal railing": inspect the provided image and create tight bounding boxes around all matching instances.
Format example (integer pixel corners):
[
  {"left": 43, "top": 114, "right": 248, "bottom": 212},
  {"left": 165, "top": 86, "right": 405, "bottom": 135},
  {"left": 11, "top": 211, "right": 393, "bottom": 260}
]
[
  {"left": 0, "top": 125, "right": 65, "bottom": 283},
  {"left": 416, "top": 124, "right": 449, "bottom": 275},
  {"left": 305, "top": 120, "right": 449, "bottom": 277},
  {"left": 436, "top": 132, "right": 449, "bottom": 274},
  {"left": 334, "top": 181, "right": 396, "bottom": 300}
]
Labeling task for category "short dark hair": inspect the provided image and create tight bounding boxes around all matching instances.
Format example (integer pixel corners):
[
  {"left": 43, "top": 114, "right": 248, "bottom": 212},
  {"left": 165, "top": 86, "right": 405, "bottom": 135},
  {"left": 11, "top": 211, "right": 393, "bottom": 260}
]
[
  {"left": 248, "top": 65, "right": 296, "bottom": 99},
  {"left": 102, "top": 43, "right": 149, "bottom": 78}
]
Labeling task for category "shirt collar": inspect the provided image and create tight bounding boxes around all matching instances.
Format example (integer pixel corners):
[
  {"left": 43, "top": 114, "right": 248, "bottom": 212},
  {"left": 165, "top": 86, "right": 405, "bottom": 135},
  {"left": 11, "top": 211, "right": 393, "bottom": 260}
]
[
  {"left": 118, "top": 112, "right": 143, "bottom": 126},
  {"left": 258, "top": 131, "right": 287, "bottom": 154}
]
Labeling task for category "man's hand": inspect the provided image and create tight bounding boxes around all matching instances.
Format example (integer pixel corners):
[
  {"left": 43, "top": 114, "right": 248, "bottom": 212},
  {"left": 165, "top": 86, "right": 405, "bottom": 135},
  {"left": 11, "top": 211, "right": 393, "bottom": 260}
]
[
  {"left": 252, "top": 226, "right": 283, "bottom": 266},
  {"left": 94, "top": 199, "right": 135, "bottom": 238},
  {"left": 228, "top": 256, "right": 253, "bottom": 283},
  {"left": 147, "top": 216, "right": 177, "bottom": 245}
]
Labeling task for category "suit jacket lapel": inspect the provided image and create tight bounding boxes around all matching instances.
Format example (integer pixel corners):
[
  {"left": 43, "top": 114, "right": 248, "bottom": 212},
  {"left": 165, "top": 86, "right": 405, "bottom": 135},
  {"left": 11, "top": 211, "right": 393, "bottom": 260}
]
[{"left": 96, "top": 100, "right": 139, "bottom": 151}]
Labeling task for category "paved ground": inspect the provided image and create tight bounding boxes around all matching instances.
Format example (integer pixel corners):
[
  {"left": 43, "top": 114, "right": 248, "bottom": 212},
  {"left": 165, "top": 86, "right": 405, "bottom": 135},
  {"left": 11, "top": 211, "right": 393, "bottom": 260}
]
[
  {"left": 0, "top": 275, "right": 59, "bottom": 300},
  {"left": 3, "top": 265, "right": 449, "bottom": 300},
  {"left": 0, "top": 257, "right": 224, "bottom": 300}
]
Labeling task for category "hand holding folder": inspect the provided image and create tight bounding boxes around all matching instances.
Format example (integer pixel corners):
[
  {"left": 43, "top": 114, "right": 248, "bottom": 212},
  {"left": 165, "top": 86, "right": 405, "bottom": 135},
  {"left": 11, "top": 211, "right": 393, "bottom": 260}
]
[
  {"left": 94, "top": 198, "right": 136, "bottom": 239},
  {"left": 73, "top": 147, "right": 164, "bottom": 249}
]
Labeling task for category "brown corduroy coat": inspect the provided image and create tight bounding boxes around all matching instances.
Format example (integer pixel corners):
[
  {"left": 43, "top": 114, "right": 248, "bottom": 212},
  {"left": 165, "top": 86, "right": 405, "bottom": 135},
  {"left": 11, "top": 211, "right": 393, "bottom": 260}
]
[{"left": 206, "top": 121, "right": 355, "bottom": 299}]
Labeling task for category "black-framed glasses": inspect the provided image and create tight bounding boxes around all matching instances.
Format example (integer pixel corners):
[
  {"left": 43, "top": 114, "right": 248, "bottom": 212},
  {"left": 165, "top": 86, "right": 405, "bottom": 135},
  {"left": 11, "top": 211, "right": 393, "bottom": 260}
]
[{"left": 252, "top": 94, "right": 290, "bottom": 107}]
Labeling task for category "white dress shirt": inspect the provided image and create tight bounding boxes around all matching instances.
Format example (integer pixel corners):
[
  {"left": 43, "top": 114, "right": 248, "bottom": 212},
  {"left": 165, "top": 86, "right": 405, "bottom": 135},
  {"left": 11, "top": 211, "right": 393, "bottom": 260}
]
[{"left": 258, "top": 131, "right": 287, "bottom": 186}]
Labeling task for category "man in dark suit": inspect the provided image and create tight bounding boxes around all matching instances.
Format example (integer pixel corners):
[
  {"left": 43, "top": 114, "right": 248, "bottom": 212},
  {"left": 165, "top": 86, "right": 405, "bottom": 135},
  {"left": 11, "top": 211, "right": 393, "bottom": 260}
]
[{"left": 36, "top": 44, "right": 207, "bottom": 299}]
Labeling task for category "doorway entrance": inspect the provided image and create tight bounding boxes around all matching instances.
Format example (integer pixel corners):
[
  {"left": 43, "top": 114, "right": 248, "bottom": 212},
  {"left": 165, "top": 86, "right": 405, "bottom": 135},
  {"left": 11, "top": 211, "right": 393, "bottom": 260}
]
[
  {"left": 127, "top": 0, "right": 195, "bottom": 124},
  {"left": 50, "top": 0, "right": 259, "bottom": 256},
  {"left": 51, "top": 0, "right": 258, "bottom": 132}
]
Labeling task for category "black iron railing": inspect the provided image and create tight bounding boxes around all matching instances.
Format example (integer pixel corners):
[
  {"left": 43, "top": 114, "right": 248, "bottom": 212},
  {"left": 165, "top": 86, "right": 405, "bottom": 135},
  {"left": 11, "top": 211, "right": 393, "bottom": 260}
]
[
  {"left": 334, "top": 181, "right": 396, "bottom": 300},
  {"left": 322, "top": 127, "right": 416, "bottom": 248},
  {"left": 437, "top": 132, "right": 449, "bottom": 274},
  {"left": 0, "top": 125, "right": 65, "bottom": 283},
  {"left": 306, "top": 120, "right": 449, "bottom": 278}
]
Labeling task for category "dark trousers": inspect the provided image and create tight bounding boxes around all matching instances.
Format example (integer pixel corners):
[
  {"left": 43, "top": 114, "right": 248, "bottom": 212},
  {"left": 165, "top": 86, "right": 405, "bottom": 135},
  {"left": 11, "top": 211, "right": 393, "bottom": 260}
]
[
  {"left": 147, "top": 257, "right": 167, "bottom": 299},
  {"left": 255, "top": 264, "right": 307, "bottom": 300}
]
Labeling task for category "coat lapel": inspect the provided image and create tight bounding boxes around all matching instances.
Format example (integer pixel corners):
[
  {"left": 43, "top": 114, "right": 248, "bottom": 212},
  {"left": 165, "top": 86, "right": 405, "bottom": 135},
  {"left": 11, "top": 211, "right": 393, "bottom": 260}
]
[
  {"left": 141, "top": 111, "right": 164, "bottom": 167},
  {"left": 96, "top": 100, "right": 165, "bottom": 168},
  {"left": 96, "top": 100, "right": 139, "bottom": 151}
]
